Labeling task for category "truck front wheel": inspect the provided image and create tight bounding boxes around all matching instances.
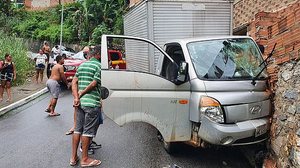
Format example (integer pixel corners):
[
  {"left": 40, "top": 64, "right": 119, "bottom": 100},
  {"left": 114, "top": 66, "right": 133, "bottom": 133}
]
[
  {"left": 157, "top": 131, "right": 176, "bottom": 154},
  {"left": 163, "top": 140, "right": 176, "bottom": 154}
]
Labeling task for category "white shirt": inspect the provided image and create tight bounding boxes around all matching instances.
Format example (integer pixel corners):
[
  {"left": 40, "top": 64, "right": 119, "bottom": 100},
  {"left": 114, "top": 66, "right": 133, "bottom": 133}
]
[
  {"left": 52, "top": 47, "right": 60, "bottom": 56},
  {"left": 35, "top": 53, "right": 47, "bottom": 65}
]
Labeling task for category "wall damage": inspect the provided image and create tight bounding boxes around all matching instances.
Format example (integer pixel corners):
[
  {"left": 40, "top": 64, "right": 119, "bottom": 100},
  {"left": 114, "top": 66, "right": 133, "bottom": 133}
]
[{"left": 247, "top": 1, "right": 300, "bottom": 167}]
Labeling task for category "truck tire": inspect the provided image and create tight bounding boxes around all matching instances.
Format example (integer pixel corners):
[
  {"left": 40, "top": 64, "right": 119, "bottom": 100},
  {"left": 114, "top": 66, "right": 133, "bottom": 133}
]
[
  {"left": 157, "top": 131, "right": 177, "bottom": 154},
  {"left": 157, "top": 131, "right": 163, "bottom": 142},
  {"left": 163, "top": 140, "right": 176, "bottom": 154}
]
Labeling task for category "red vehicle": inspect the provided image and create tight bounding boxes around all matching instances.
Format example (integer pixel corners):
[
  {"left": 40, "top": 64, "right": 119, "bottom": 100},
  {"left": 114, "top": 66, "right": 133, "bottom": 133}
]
[
  {"left": 47, "top": 50, "right": 126, "bottom": 82},
  {"left": 108, "top": 50, "right": 126, "bottom": 69}
]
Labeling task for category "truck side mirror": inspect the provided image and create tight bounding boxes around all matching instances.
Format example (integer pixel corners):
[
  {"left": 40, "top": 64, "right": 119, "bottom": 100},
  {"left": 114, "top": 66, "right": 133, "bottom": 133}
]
[
  {"left": 101, "top": 87, "right": 109, "bottom": 99},
  {"left": 175, "top": 61, "right": 188, "bottom": 85}
]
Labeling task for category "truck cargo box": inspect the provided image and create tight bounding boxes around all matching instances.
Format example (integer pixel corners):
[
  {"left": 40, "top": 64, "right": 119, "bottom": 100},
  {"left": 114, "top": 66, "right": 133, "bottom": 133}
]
[{"left": 124, "top": 0, "right": 233, "bottom": 73}]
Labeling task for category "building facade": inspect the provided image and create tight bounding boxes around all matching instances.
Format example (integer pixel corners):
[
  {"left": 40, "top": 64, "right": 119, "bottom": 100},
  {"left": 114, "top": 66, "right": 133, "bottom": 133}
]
[
  {"left": 233, "top": 0, "right": 297, "bottom": 33},
  {"left": 24, "top": 0, "right": 75, "bottom": 10},
  {"left": 233, "top": 0, "right": 297, "bottom": 29}
]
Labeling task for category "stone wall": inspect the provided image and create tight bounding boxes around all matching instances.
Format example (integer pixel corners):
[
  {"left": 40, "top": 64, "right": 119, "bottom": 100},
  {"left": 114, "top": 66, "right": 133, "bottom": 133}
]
[
  {"left": 245, "top": 1, "right": 300, "bottom": 167},
  {"left": 270, "top": 61, "right": 300, "bottom": 167}
]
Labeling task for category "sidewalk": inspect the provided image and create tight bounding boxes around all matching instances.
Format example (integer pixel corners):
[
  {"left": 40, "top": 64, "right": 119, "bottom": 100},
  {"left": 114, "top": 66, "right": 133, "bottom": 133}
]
[{"left": 0, "top": 73, "right": 48, "bottom": 115}]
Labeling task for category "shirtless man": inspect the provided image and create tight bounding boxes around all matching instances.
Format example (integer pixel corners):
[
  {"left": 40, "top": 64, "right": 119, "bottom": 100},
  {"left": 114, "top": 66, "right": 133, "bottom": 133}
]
[{"left": 45, "top": 55, "right": 68, "bottom": 117}]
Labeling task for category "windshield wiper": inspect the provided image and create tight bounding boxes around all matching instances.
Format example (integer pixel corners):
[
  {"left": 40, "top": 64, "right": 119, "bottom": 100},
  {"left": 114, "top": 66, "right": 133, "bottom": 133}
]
[{"left": 251, "top": 43, "right": 277, "bottom": 85}]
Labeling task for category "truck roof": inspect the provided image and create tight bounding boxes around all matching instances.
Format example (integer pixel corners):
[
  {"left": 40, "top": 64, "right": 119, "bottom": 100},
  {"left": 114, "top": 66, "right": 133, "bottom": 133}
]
[{"left": 165, "top": 36, "right": 253, "bottom": 44}]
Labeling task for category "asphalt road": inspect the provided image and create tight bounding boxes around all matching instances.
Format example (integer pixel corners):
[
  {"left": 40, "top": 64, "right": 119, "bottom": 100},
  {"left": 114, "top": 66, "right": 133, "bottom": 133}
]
[{"left": 0, "top": 91, "right": 253, "bottom": 168}]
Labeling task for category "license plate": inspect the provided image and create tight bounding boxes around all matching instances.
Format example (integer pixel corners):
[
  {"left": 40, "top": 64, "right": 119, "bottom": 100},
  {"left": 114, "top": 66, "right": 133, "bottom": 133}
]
[{"left": 255, "top": 124, "right": 267, "bottom": 137}]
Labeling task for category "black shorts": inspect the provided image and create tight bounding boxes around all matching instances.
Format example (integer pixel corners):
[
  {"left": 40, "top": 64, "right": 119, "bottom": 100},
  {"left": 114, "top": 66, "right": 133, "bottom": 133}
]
[
  {"left": 36, "top": 64, "right": 45, "bottom": 70},
  {"left": 74, "top": 106, "right": 100, "bottom": 137},
  {"left": 1, "top": 73, "right": 13, "bottom": 82}
]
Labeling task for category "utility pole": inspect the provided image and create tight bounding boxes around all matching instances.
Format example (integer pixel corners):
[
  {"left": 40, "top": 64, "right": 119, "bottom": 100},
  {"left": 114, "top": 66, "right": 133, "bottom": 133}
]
[{"left": 59, "top": 1, "right": 63, "bottom": 55}]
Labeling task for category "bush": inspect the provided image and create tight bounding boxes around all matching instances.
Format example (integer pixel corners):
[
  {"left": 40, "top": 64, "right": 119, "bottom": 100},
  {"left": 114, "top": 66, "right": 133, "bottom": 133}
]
[{"left": 0, "top": 31, "right": 33, "bottom": 86}]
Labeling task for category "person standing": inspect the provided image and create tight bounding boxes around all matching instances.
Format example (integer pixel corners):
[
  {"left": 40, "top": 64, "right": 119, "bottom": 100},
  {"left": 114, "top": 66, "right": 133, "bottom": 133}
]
[
  {"left": 42, "top": 41, "right": 51, "bottom": 74},
  {"left": 42, "top": 41, "right": 51, "bottom": 61},
  {"left": 51, "top": 45, "right": 60, "bottom": 61},
  {"left": 45, "top": 55, "right": 68, "bottom": 117},
  {"left": 0, "top": 53, "right": 16, "bottom": 102},
  {"left": 34, "top": 49, "right": 48, "bottom": 84},
  {"left": 70, "top": 46, "right": 101, "bottom": 167}
]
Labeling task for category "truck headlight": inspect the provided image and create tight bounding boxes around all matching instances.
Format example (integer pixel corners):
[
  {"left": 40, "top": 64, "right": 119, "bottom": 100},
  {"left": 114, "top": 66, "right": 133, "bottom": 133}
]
[{"left": 200, "top": 96, "right": 224, "bottom": 123}]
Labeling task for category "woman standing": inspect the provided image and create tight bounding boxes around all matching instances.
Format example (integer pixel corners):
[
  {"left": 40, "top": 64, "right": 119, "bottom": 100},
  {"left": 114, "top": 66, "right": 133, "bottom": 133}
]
[
  {"left": 34, "top": 49, "right": 48, "bottom": 84},
  {"left": 0, "top": 53, "right": 16, "bottom": 102}
]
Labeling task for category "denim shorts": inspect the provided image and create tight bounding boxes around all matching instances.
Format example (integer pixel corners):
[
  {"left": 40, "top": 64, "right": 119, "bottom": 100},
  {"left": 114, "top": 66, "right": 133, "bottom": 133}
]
[{"left": 74, "top": 106, "right": 100, "bottom": 137}]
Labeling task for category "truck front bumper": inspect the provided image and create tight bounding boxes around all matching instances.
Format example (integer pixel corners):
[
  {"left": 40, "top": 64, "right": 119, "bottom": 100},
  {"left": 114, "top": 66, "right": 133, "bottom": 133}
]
[{"left": 198, "top": 116, "right": 270, "bottom": 145}]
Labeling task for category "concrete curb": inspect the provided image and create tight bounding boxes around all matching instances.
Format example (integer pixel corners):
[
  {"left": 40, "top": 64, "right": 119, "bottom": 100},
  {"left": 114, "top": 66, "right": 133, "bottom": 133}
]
[{"left": 0, "top": 88, "right": 48, "bottom": 116}]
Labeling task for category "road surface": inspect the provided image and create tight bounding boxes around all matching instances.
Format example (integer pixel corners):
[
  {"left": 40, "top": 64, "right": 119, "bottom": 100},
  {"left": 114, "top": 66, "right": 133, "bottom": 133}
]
[{"left": 0, "top": 91, "right": 253, "bottom": 168}]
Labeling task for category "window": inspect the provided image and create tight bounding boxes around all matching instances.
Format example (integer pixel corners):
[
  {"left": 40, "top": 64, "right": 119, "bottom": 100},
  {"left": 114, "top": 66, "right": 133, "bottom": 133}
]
[
  {"left": 161, "top": 44, "right": 185, "bottom": 81},
  {"left": 110, "top": 52, "right": 120, "bottom": 61},
  {"left": 187, "top": 38, "right": 267, "bottom": 80}
]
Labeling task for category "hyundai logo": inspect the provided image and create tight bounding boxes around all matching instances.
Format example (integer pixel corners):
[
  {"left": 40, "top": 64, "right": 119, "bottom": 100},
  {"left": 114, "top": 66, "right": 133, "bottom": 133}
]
[{"left": 249, "top": 105, "right": 262, "bottom": 114}]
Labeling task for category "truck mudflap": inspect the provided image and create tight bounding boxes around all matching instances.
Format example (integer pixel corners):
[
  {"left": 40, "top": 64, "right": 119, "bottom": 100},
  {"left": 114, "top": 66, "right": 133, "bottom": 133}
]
[{"left": 198, "top": 116, "right": 270, "bottom": 145}]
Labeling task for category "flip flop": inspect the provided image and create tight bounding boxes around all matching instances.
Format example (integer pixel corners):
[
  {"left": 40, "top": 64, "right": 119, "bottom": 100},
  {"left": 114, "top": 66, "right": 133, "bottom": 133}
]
[
  {"left": 81, "top": 160, "right": 101, "bottom": 167},
  {"left": 45, "top": 108, "right": 51, "bottom": 113},
  {"left": 69, "top": 156, "right": 79, "bottom": 166},
  {"left": 48, "top": 113, "right": 60, "bottom": 117},
  {"left": 65, "top": 130, "right": 74, "bottom": 135}
]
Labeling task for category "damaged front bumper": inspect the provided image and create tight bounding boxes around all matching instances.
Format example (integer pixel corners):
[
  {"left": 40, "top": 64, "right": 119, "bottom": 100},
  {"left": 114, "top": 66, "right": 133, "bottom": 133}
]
[{"left": 198, "top": 116, "right": 270, "bottom": 145}]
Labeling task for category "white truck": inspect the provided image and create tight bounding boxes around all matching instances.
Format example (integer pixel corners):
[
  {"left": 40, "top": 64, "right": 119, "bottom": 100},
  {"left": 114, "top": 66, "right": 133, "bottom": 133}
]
[{"left": 101, "top": 34, "right": 271, "bottom": 153}]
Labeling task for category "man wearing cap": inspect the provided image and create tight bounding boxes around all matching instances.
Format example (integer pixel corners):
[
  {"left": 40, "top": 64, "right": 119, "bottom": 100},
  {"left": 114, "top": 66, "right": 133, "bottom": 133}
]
[{"left": 70, "top": 46, "right": 102, "bottom": 167}]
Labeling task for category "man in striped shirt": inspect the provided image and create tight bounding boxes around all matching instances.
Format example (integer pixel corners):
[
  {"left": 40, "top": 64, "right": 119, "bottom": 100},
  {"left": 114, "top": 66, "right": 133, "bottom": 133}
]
[{"left": 70, "top": 46, "right": 101, "bottom": 167}]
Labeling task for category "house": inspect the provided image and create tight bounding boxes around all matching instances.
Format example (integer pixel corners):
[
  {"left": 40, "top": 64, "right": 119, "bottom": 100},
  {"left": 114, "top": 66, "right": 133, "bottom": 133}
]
[{"left": 23, "top": 0, "right": 75, "bottom": 10}]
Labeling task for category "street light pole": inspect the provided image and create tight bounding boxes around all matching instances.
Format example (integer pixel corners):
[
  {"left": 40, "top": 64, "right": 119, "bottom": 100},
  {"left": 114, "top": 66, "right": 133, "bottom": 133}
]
[{"left": 59, "top": 1, "right": 64, "bottom": 55}]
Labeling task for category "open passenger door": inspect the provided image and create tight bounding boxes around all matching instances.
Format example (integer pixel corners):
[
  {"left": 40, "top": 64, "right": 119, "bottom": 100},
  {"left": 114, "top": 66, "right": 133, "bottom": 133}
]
[{"left": 101, "top": 35, "right": 191, "bottom": 142}]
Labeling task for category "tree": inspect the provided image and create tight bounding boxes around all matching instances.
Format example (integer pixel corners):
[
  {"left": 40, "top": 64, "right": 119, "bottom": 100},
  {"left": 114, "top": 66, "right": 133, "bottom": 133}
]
[
  {"left": 0, "top": 0, "right": 13, "bottom": 16},
  {"left": 74, "top": 0, "right": 127, "bottom": 43},
  {"left": 1, "top": 0, "right": 127, "bottom": 45}
]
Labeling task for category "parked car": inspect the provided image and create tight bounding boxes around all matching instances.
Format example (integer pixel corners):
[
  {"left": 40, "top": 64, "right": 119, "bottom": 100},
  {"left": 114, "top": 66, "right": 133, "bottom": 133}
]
[
  {"left": 47, "top": 49, "right": 126, "bottom": 82},
  {"left": 51, "top": 45, "right": 76, "bottom": 59},
  {"left": 70, "top": 49, "right": 126, "bottom": 69}
]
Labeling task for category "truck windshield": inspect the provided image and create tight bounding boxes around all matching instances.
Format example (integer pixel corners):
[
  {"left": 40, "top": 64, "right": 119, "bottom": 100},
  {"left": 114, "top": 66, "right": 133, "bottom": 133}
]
[{"left": 187, "top": 38, "right": 268, "bottom": 80}]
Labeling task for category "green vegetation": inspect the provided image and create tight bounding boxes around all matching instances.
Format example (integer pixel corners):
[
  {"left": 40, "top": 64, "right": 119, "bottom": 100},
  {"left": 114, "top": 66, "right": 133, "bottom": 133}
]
[
  {"left": 0, "top": 31, "right": 33, "bottom": 86},
  {"left": 0, "top": 0, "right": 127, "bottom": 45},
  {"left": 0, "top": 0, "right": 127, "bottom": 85}
]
